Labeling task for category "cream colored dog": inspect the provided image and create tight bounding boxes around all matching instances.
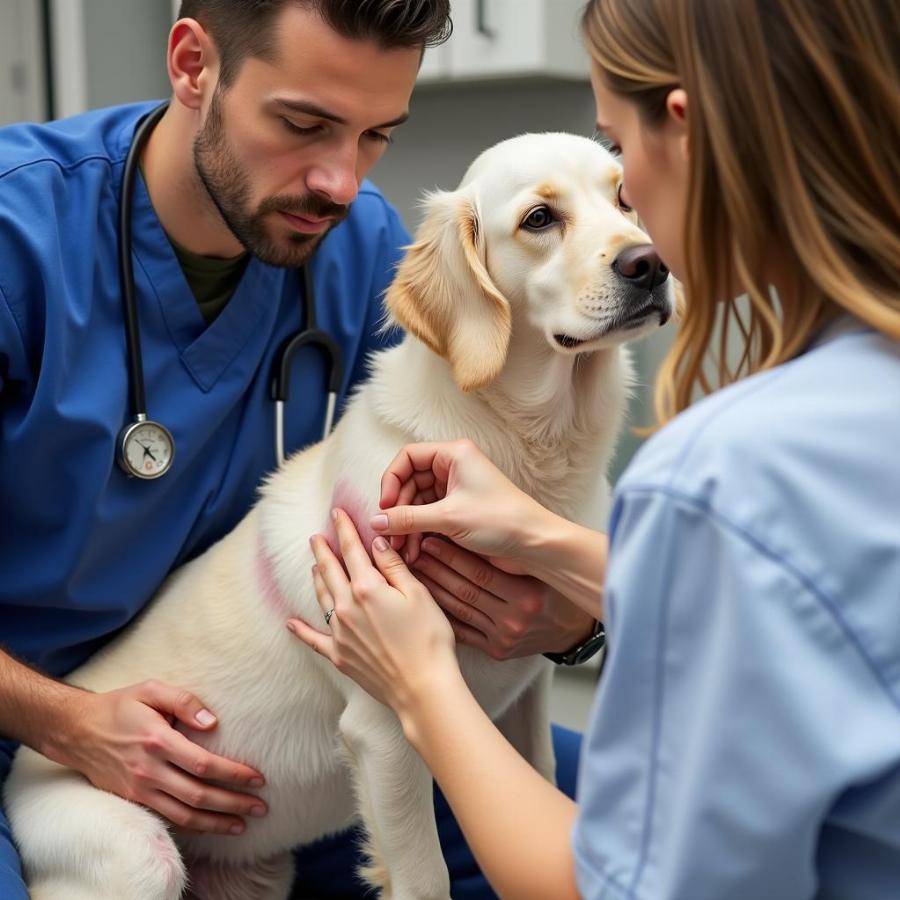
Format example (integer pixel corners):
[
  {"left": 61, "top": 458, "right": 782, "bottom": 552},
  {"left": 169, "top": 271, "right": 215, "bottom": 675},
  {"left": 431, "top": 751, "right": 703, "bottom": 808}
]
[{"left": 4, "top": 133, "right": 672, "bottom": 900}]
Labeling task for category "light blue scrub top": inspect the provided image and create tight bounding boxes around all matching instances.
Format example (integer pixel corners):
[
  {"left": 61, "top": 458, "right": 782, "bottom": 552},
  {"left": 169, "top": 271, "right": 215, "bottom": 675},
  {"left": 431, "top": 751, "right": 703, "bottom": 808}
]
[
  {"left": 573, "top": 322, "right": 900, "bottom": 898},
  {"left": 0, "top": 101, "right": 408, "bottom": 679}
]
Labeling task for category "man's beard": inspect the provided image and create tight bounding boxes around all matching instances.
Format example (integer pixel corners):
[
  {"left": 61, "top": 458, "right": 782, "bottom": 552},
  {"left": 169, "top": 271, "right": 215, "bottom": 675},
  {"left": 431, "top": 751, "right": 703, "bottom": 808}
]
[{"left": 193, "top": 89, "right": 348, "bottom": 268}]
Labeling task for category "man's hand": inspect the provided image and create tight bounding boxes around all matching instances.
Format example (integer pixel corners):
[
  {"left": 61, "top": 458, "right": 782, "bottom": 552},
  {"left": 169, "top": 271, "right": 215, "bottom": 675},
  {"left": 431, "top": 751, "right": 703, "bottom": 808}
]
[
  {"left": 410, "top": 538, "right": 596, "bottom": 660},
  {"left": 56, "top": 680, "right": 267, "bottom": 835}
]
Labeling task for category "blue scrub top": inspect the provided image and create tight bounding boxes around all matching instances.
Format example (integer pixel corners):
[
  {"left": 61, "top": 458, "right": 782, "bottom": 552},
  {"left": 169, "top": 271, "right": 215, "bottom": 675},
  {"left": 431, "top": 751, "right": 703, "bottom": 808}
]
[
  {"left": 573, "top": 322, "right": 900, "bottom": 897},
  {"left": 0, "top": 101, "right": 409, "bottom": 678}
]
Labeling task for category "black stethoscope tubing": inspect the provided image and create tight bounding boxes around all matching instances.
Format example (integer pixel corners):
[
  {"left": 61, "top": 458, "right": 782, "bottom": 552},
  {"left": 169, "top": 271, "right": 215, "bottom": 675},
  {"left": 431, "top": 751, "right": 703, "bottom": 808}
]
[
  {"left": 118, "top": 102, "right": 343, "bottom": 472},
  {"left": 118, "top": 101, "right": 166, "bottom": 421},
  {"left": 271, "top": 263, "right": 343, "bottom": 465}
]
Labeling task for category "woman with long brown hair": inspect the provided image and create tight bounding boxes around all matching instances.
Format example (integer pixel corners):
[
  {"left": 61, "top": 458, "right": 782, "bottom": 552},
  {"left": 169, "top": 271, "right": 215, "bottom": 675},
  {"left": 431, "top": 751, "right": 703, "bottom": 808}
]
[{"left": 288, "top": 1, "right": 900, "bottom": 896}]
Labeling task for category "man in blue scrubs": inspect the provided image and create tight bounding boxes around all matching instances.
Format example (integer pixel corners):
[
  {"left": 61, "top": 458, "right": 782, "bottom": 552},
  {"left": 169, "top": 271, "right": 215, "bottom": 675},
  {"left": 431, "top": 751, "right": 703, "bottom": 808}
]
[{"left": 0, "top": 2, "right": 593, "bottom": 897}]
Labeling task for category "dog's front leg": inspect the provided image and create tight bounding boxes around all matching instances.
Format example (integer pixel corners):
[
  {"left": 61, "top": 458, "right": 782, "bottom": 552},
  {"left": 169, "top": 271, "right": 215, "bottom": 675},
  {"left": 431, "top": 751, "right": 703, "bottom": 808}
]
[
  {"left": 493, "top": 667, "right": 556, "bottom": 784},
  {"left": 337, "top": 694, "right": 451, "bottom": 900}
]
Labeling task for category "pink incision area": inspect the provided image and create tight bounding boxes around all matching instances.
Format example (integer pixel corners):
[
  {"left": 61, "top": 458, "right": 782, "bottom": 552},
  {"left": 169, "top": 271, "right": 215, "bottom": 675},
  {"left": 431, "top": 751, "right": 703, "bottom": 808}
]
[{"left": 324, "top": 480, "right": 377, "bottom": 559}]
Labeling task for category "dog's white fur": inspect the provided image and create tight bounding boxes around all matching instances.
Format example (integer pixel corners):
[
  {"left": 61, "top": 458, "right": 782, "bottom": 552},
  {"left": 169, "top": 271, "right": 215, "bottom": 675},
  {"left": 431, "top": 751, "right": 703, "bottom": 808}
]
[{"left": 5, "top": 133, "right": 671, "bottom": 900}]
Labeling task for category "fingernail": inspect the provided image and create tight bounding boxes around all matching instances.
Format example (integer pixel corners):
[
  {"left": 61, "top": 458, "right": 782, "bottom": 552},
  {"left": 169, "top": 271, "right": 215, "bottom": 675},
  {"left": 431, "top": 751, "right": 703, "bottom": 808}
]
[
  {"left": 331, "top": 508, "right": 339, "bottom": 522},
  {"left": 250, "top": 805, "right": 266, "bottom": 818},
  {"left": 195, "top": 709, "right": 216, "bottom": 726},
  {"left": 373, "top": 536, "right": 389, "bottom": 551},
  {"left": 285, "top": 621, "right": 296, "bottom": 634},
  {"left": 370, "top": 514, "right": 389, "bottom": 531},
  {"left": 229, "top": 824, "right": 244, "bottom": 835},
  {"left": 422, "top": 538, "right": 439, "bottom": 555},
  {"left": 249, "top": 777, "right": 265, "bottom": 788}
]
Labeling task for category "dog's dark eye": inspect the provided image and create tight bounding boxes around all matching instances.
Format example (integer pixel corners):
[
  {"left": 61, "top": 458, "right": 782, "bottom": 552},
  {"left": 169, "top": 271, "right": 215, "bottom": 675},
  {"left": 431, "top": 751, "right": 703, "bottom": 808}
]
[
  {"left": 617, "top": 184, "right": 633, "bottom": 213},
  {"left": 521, "top": 206, "right": 556, "bottom": 231}
]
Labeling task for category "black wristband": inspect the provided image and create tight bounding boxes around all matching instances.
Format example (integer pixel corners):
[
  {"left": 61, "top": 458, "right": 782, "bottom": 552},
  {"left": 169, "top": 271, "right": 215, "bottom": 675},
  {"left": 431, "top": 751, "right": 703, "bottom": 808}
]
[{"left": 543, "top": 619, "right": 605, "bottom": 666}]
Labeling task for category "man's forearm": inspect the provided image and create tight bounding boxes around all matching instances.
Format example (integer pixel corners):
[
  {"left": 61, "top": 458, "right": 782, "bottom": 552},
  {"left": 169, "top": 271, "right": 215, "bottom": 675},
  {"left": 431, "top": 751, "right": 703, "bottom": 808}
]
[{"left": 0, "top": 649, "right": 85, "bottom": 760}]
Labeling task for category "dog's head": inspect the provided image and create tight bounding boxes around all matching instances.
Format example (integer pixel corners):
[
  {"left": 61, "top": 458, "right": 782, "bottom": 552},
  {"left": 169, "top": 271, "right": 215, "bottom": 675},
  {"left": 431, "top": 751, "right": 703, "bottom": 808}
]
[{"left": 385, "top": 132, "right": 674, "bottom": 392}]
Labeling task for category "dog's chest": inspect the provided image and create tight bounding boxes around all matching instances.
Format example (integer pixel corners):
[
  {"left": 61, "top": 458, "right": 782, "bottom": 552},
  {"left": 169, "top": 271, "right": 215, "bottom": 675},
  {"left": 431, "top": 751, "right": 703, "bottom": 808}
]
[{"left": 505, "top": 448, "right": 609, "bottom": 527}]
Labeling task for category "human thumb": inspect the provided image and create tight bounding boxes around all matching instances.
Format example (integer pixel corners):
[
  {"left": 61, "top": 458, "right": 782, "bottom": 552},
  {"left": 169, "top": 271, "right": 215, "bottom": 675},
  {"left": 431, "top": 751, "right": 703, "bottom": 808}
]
[
  {"left": 371, "top": 535, "right": 421, "bottom": 593},
  {"left": 369, "top": 500, "right": 451, "bottom": 538}
]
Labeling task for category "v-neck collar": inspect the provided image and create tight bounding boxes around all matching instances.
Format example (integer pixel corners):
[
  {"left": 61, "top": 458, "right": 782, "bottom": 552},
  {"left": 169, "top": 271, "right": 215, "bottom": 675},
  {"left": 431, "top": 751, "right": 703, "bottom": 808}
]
[{"left": 127, "top": 160, "right": 286, "bottom": 393}]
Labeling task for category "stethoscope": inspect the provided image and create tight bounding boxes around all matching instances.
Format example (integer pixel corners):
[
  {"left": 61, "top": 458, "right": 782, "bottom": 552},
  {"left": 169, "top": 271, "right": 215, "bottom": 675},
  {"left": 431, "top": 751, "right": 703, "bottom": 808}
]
[{"left": 116, "top": 102, "right": 343, "bottom": 480}]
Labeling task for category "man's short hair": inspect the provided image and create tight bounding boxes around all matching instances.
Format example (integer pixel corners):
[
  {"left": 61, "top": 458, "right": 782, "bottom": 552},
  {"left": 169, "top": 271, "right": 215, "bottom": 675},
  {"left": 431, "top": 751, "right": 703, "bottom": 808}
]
[{"left": 177, "top": 0, "right": 452, "bottom": 86}]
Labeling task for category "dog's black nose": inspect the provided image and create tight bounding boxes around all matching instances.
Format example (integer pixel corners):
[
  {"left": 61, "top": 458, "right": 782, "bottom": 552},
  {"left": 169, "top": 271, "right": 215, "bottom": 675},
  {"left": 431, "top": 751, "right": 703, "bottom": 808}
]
[{"left": 612, "top": 244, "right": 669, "bottom": 291}]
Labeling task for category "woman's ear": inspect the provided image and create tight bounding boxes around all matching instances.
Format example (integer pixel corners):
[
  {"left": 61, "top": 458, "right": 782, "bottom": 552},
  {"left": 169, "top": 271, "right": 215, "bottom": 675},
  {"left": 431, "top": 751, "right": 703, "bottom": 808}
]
[
  {"left": 385, "top": 189, "right": 512, "bottom": 392},
  {"left": 666, "top": 88, "right": 690, "bottom": 160}
]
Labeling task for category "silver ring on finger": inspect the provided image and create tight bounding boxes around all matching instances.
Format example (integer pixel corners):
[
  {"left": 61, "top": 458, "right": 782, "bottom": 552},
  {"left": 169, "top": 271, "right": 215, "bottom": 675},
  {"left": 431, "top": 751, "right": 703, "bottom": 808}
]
[{"left": 324, "top": 608, "right": 336, "bottom": 625}]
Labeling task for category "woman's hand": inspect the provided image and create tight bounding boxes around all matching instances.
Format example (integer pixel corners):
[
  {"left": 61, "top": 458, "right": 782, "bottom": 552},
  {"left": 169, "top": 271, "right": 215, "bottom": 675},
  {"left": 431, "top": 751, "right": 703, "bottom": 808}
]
[
  {"left": 371, "top": 440, "right": 608, "bottom": 631},
  {"left": 287, "top": 508, "right": 459, "bottom": 719},
  {"left": 370, "top": 439, "right": 550, "bottom": 572},
  {"left": 62, "top": 681, "right": 267, "bottom": 835}
]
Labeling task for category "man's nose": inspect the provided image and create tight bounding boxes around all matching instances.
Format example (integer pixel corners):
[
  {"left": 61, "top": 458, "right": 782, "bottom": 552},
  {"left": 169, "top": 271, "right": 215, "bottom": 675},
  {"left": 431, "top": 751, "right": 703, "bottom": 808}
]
[
  {"left": 305, "top": 145, "right": 360, "bottom": 207},
  {"left": 611, "top": 244, "right": 669, "bottom": 291}
]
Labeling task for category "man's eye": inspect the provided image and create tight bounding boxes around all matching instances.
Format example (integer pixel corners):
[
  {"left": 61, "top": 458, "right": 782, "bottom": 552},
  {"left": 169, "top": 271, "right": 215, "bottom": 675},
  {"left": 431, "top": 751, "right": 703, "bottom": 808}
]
[
  {"left": 617, "top": 184, "right": 632, "bottom": 213},
  {"left": 282, "top": 118, "right": 320, "bottom": 136},
  {"left": 365, "top": 131, "right": 394, "bottom": 146},
  {"left": 521, "top": 206, "right": 556, "bottom": 231}
]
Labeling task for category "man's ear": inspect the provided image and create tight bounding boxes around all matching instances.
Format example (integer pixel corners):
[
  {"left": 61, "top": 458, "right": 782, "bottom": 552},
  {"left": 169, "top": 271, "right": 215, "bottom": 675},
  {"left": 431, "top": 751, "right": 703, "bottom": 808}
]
[
  {"left": 385, "top": 189, "right": 511, "bottom": 392},
  {"left": 168, "top": 18, "right": 216, "bottom": 111}
]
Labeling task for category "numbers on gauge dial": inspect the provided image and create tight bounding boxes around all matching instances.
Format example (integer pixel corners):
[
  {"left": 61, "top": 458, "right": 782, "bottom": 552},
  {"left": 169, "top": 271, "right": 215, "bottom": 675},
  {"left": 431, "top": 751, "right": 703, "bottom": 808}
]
[{"left": 125, "top": 423, "right": 172, "bottom": 476}]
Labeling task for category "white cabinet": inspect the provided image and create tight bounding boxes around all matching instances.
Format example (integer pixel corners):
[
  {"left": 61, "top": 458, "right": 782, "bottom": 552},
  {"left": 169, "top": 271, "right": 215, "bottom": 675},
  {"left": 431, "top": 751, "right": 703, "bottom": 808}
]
[{"left": 419, "top": 0, "right": 589, "bottom": 85}]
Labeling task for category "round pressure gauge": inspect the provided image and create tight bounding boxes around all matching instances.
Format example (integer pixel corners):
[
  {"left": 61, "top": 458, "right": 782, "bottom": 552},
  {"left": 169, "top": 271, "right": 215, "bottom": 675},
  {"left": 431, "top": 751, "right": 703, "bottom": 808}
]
[{"left": 118, "top": 418, "right": 175, "bottom": 480}]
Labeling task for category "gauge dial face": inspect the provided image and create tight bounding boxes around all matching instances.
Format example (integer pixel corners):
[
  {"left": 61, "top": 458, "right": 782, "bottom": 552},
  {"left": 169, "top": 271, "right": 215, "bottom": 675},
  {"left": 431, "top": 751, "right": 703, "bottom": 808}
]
[{"left": 121, "top": 421, "right": 173, "bottom": 479}]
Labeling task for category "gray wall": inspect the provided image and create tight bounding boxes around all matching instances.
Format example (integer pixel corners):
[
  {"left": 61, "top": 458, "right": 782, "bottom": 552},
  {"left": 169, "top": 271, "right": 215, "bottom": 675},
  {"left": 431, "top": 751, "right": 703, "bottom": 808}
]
[
  {"left": 373, "top": 79, "right": 596, "bottom": 229},
  {"left": 0, "top": 0, "right": 48, "bottom": 124},
  {"left": 81, "top": 0, "right": 171, "bottom": 110}
]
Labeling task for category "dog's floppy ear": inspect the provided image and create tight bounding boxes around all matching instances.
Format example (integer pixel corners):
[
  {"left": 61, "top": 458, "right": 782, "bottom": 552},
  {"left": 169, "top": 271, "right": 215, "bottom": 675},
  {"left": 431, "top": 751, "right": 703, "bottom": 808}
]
[{"left": 386, "top": 189, "right": 512, "bottom": 392}]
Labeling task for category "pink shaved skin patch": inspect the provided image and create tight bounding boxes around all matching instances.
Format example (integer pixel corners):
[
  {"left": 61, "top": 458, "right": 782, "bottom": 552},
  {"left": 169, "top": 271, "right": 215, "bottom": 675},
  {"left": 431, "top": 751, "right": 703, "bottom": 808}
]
[
  {"left": 256, "top": 541, "right": 291, "bottom": 619},
  {"left": 325, "top": 480, "right": 377, "bottom": 558},
  {"left": 255, "top": 480, "right": 377, "bottom": 621}
]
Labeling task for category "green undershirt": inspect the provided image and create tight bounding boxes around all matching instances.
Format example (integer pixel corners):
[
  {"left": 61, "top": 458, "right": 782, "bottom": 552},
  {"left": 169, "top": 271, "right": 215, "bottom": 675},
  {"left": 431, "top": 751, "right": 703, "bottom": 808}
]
[
  {"left": 168, "top": 236, "right": 250, "bottom": 325},
  {"left": 143, "top": 164, "right": 249, "bottom": 324}
]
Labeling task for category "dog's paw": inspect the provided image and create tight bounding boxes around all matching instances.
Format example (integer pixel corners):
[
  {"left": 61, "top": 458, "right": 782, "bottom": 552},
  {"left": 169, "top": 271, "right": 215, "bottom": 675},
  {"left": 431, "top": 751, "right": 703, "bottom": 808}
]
[{"left": 361, "top": 861, "right": 451, "bottom": 900}]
